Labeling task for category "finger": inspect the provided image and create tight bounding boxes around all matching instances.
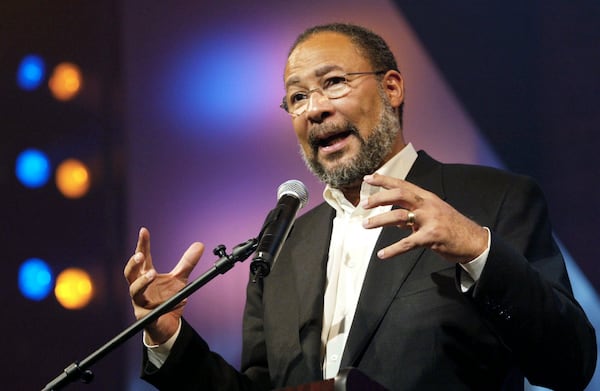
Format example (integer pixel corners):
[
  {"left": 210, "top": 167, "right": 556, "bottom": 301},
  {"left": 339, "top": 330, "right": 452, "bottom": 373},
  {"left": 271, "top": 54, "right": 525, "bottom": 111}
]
[
  {"left": 364, "top": 173, "right": 427, "bottom": 192},
  {"left": 129, "top": 268, "right": 157, "bottom": 303},
  {"left": 376, "top": 233, "right": 423, "bottom": 259},
  {"left": 363, "top": 173, "right": 404, "bottom": 190},
  {"left": 171, "top": 242, "right": 205, "bottom": 279},
  {"left": 135, "top": 227, "right": 154, "bottom": 269},
  {"left": 362, "top": 174, "right": 427, "bottom": 210},
  {"left": 363, "top": 208, "right": 414, "bottom": 229},
  {"left": 124, "top": 251, "right": 146, "bottom": 284}
]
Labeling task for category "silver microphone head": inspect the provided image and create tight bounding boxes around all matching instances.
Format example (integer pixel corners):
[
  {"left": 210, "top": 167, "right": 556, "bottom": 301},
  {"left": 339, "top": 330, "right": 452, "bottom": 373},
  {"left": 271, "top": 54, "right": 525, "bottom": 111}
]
[{"left": 277, "top": 179, "right": 309, "bottom": 209}]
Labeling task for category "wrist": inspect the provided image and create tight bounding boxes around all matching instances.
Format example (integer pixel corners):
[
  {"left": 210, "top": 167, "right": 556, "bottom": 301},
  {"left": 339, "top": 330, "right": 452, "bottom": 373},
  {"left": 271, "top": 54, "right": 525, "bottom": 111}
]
[
  {"left": 145, "top": 315, "right": 180, "bottom": 345},
  {"left": 458, "top": 226, "right": 489, "bottom": 264}
]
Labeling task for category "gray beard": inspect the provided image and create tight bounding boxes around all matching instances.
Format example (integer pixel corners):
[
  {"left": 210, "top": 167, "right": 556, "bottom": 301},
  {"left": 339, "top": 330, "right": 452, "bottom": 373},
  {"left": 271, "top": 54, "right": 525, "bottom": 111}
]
[{"left": 300, "top": 97, "right": 400, "bottom": 189}]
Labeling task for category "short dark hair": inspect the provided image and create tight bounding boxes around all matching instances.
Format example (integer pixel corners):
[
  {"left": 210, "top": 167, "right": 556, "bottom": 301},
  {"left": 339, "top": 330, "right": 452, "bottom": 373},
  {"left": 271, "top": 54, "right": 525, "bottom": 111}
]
[
  {"left": 288, "top": 23, "right": 400, "bottom": 74},
  {"left": 288, "top": 23, "right": 404, "bottom": 126}
]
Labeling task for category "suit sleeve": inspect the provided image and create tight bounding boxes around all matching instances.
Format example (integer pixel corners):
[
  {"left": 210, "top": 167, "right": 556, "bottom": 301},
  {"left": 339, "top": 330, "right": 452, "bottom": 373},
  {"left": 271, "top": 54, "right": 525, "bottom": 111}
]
[
  {"left": 141, "top": 317, "right": 271, "bottom": 391},
  {"left": 468, "top": 175, "right": 596, "bottom": 390}
]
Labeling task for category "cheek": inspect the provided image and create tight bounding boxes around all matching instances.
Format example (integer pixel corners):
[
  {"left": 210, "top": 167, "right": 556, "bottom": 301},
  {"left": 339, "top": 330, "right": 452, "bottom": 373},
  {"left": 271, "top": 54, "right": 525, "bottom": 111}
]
[
  {"left": 338, "top": 94, "right": 382, "bottom": 133},
  {"left": 292, "top": 121, "right": 310, "bottom": 146},
  {"left": 355, "top": 102, "right": 383, "bottom": 137}
]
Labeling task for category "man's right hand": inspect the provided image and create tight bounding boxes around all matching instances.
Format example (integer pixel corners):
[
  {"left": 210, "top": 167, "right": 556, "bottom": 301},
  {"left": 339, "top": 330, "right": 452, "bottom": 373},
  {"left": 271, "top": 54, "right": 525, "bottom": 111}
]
[{"left": 124, "top": 227, "right": 204, "bottom": 345}]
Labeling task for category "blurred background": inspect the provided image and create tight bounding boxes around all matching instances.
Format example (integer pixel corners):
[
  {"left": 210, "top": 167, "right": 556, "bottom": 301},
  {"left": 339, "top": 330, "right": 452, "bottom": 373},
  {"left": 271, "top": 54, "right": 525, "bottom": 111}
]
[{"left": 2, "top": 0, "right": 599, "bottom": 390}]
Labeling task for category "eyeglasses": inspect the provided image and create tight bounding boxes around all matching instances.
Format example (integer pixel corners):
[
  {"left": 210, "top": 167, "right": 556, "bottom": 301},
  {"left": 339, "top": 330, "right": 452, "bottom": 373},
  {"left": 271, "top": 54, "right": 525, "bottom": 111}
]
[{"left": 280, "top": 70, "right": 386, "bottom": 117}]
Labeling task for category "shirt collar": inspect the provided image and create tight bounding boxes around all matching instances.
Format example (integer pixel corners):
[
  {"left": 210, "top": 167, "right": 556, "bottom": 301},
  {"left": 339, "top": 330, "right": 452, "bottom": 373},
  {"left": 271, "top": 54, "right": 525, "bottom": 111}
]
[{"left": 323, "top": 143, "right": 418, "bottom": 213}]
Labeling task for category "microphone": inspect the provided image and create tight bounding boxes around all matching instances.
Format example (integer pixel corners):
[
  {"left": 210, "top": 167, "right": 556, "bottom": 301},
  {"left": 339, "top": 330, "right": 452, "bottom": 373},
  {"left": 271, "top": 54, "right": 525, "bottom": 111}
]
[{"left": 250, "top": 180, "right": 309, "bottom": 280}]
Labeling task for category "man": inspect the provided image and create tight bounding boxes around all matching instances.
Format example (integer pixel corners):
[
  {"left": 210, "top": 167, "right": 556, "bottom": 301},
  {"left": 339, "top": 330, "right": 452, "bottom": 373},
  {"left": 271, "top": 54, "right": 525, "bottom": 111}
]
[{"left": 124, "top": 23, "right": 596, "bottom": 390}]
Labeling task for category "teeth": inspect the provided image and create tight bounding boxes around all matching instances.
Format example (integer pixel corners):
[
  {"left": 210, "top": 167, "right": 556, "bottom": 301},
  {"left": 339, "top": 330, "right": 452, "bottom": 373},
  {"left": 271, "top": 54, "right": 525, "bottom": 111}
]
[{"left": 320, "top": 136, "right": 338, "bottom": 147}]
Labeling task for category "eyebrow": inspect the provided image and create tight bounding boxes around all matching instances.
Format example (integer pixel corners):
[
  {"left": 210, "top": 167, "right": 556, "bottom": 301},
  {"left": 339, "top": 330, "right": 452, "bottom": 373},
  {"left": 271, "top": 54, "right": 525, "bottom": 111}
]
[{"left": 285, "top": 64, "right": 344, "bottom": 89}]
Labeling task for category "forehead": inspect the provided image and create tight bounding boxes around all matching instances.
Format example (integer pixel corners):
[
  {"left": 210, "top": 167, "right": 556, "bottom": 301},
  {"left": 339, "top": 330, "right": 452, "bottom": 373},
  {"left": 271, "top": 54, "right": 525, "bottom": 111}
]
[{"left": 284, "top": 32, "right": 371, "bottom": 87}]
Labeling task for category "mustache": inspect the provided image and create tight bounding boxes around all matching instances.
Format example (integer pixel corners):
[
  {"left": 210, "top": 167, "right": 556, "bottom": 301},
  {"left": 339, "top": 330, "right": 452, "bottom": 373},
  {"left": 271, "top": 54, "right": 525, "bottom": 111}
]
[{"left": 307, "top": 122, "right": 361, "bottom": 151}]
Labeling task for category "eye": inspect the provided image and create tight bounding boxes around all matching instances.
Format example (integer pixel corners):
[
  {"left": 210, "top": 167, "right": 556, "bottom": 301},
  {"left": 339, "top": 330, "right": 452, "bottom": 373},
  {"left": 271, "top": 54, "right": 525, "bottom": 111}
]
[
  {"left": 289, "top": 91, "right": 308, "bottom": 104},
  {"left": 323, "top": 76, "right": 347, "bottom": 89}
]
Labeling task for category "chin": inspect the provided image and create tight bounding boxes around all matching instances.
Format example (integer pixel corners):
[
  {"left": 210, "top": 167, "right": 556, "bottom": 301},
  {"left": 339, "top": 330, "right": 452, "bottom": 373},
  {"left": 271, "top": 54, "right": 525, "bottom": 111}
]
[{"left": 320, "top": 155, "right": 353, "bottom": 173}]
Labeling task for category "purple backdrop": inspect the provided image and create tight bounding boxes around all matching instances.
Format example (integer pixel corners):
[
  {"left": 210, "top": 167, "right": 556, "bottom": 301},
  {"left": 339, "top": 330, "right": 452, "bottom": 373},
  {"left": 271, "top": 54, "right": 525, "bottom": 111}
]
[{"left": 121, "top": 1, "right": 596, "bottom": 390}]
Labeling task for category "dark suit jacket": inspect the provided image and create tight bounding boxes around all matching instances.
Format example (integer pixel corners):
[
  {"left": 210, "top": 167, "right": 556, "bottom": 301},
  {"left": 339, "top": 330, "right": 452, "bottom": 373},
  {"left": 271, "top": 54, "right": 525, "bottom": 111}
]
[{"left": 142, "top": 152, "right": 596, "bottom": 391}]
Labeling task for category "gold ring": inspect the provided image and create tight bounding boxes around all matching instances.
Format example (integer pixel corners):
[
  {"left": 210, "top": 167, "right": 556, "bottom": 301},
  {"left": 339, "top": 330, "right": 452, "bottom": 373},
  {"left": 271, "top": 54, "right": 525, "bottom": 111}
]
[{"left": 406, "top": 211, "right": 416, "bottom": 227}]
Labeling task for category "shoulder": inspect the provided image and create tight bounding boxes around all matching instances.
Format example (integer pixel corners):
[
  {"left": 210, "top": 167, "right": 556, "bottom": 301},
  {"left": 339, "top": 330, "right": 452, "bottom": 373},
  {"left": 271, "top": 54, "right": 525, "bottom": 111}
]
[
  {"left": 417, "top": 150, "right": 540, "bottom": 193},
  {"left": 413, "top": 151, "right": 549, "bottom": 223}
]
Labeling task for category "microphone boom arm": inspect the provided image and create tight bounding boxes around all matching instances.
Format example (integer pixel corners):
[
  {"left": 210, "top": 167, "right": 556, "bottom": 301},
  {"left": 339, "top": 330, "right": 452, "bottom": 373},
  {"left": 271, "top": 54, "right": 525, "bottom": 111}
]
[{"left": 41, "top": 238, "right": 258, "bottom": 391}]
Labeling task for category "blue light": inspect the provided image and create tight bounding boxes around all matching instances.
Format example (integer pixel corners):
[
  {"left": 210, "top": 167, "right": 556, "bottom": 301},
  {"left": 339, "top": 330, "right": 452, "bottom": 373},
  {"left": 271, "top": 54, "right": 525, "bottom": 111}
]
[
  {"left": 15, "top": 148, "right": 51, "bottom": 188},
  {"left": 18, "top": 258, "right": 53, "bottom": 301},
  {"left": 17, "top": 54, "right": 46, "bottom": 91},
  {"left": 160, "top": 31, "right": 283, "bottom": 133}
]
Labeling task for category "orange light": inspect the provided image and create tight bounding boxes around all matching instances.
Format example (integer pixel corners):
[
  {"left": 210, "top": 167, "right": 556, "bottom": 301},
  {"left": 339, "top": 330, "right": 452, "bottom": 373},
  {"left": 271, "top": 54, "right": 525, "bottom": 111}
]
[
  {"left": 54, "top": 268, "right": 94, "bottom": 310},
  {"left": 55, "top": 158, "right": 90, "bottom": 198},
  {"left": 48, "top": 62, "right": 83, "bottom": 101}
]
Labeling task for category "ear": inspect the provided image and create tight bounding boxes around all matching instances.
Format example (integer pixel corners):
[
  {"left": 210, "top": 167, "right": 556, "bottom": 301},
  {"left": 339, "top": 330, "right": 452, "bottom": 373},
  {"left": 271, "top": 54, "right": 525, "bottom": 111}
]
[{"left": 382, "top": 70, "right": 404, "bottom": 108}]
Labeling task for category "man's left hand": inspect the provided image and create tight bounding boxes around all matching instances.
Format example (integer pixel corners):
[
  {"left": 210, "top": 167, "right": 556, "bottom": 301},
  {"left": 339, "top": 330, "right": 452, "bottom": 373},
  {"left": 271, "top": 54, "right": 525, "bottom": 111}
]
[{"left": 361, "top": 173, "right": 488, "bottom": 264}]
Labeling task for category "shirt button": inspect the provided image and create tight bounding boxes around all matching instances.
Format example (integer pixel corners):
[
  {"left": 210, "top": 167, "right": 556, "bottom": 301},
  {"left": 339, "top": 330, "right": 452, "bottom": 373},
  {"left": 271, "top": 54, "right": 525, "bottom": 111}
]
[
  {"left": 330, "top": 354, "right": 339, "bottom": 361},
  {"left": 346, "top": 262, "right": 355, "bottom": 268}
]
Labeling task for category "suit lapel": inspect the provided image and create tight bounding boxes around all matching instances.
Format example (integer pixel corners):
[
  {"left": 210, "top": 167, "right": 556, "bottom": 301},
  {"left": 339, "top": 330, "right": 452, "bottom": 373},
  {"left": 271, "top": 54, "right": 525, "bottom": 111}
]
[
  {"left": 340, "top": 226, "right": 425, "bottom": 369},
  {"left": 290, "top": 203, "right": 334, "bottom": 317},
  {"left": 275, "top": 203, "right": 334, "bottom": 382},
  {"left": 340, "top": 151, "right": 446, "bottom": 369}
]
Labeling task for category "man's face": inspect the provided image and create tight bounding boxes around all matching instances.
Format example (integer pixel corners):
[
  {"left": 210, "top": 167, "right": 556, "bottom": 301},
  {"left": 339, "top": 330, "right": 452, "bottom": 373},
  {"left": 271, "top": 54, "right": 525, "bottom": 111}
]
[{"left": 284, "top": 32, "right": 404, "bottom": 188}]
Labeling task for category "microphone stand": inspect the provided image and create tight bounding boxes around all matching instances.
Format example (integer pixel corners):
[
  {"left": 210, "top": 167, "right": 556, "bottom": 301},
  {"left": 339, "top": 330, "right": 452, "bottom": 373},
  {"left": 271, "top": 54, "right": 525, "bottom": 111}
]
[{"left": 41, "top": 237, "right": 258, "bottom": 391}]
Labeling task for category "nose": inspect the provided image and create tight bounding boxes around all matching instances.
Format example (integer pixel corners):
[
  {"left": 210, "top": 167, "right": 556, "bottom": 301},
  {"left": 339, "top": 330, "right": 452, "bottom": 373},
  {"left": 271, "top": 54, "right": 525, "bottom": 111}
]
[{"left": 305, "top": 89, "right": 334, "bottom": 123}]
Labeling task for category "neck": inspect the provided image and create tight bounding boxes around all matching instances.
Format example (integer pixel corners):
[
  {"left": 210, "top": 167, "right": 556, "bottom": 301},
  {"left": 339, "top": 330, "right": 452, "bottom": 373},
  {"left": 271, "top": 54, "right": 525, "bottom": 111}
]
[{"left": 339, "top": 183, "right": 362, "bottom": 206}]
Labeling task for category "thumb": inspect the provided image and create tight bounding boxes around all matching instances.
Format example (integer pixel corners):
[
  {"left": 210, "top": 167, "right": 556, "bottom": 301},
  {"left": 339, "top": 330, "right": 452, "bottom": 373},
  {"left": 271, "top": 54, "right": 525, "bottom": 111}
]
[{"left": 171, "top": 242, "right": 204, "bottom": 278}]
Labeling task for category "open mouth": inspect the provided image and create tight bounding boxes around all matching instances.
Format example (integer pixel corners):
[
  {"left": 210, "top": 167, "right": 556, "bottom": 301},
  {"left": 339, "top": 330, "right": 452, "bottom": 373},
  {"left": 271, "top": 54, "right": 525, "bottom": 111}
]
[
  {"left": 310, "top": 129, "right": 355, "bottom": 153},
  {"left": 316, "top": 130, "right": 353, "bottom": 148}
]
